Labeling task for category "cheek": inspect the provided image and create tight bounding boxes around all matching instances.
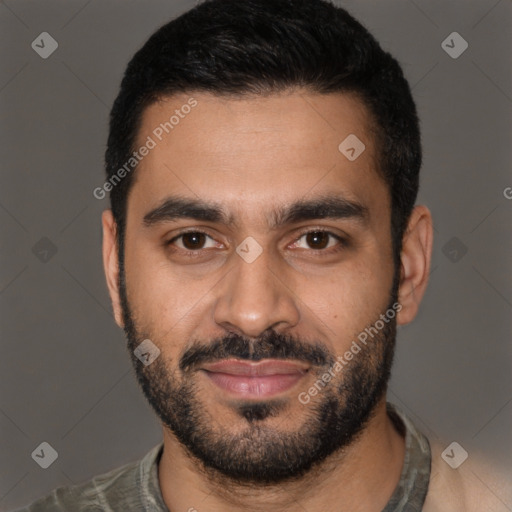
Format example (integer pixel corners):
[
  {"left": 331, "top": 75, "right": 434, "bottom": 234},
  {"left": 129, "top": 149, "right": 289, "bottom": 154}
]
[
  {"left": 296, "top": 257, "right": 393, "bottom": 344},
  {"left": 124, "top": 244, "right": 198, "bottom": 332}
]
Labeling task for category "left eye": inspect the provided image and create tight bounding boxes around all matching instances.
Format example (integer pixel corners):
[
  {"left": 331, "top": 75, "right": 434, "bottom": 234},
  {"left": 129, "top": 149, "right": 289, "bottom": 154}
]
[{"left": 293, "top": 231, "right": 341, "bottom": 250}]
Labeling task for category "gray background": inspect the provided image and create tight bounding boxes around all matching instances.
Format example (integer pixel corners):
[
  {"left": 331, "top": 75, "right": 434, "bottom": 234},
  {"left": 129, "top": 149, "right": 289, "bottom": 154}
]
[{"left": 0, "top": 0, "right": 510, "bottom": 510}]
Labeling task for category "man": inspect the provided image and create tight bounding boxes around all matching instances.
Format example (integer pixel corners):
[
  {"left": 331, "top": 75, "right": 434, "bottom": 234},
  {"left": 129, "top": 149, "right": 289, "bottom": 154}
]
[{"left": 14, "top": 0, "right": 506, "bottom": 510}]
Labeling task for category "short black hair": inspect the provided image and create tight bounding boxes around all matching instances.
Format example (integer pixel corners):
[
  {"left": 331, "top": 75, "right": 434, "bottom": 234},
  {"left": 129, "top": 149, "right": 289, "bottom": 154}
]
[{"left": 106, "top": 0, "right": 421, "bottom": 268}]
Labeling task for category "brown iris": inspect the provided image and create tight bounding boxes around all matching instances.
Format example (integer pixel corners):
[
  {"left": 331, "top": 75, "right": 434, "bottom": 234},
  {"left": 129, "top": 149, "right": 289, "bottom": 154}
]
[
  {"left": 305, "top": 231, "right": 330, "bottom": 249},
  {"left": 182, "top": 232, "right": 207, "bottom": 250}
]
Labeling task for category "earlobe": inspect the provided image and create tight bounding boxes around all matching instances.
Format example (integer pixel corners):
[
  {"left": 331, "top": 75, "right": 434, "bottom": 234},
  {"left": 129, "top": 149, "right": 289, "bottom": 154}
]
[
  {"left": 102, "top": 210, "right": 124, "bottom": 328},
  {"left": 396, "top": 205, "right": 434, "bottom": 326}
]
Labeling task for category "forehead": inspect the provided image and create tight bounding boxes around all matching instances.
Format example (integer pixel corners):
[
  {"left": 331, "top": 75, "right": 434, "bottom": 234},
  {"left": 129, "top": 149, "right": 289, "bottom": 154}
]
[{"left": 128, "top": 90, "right": 388, "bottom": 224}]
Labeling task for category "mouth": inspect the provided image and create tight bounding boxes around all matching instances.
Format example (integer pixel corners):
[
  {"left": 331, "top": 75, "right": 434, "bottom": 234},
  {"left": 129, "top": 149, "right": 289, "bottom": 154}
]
[{"left": 200, "top": 359, "right": 310, "bottom": 399}]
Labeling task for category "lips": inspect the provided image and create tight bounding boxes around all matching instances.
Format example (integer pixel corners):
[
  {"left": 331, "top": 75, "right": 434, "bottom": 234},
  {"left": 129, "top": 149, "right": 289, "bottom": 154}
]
[{"left": 201, "top": 359, "right": 309, "bottom": 398}]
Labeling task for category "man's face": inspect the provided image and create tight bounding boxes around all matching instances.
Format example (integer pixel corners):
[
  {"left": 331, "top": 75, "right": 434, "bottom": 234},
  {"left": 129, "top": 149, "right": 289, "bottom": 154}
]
[{"left": 115, "top": 91, "right": 399, "bottom": 483}]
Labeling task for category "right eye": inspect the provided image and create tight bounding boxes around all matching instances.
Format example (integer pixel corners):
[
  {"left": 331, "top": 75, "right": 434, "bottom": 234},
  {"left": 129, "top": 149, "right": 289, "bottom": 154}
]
[{"left": 168, "top": 231, "right": 222, "bottom": 252}]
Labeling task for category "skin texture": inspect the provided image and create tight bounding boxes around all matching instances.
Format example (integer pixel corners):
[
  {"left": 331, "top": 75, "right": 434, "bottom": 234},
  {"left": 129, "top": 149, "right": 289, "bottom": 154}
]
[{"left": 102, "top": 90, "right": 433, "bottom": 512}]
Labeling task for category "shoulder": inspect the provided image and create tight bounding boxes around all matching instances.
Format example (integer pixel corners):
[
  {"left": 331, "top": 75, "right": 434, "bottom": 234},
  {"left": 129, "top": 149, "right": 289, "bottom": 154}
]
[
  {"left": 423, "top": 439, "right": 511, "bottom": 512},
  {"left": 11, "top": 445, "right": 163, "bottom": 512}
]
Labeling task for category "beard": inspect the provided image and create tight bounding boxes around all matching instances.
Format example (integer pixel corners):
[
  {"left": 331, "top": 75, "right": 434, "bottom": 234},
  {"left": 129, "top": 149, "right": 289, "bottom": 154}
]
[{"left": 119, "top": 267, "right": 398, "bottom": 485}]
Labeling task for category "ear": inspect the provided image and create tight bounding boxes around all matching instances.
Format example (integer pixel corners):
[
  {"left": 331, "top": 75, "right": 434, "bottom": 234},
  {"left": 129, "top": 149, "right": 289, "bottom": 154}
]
[
  {"left": 102, "top": 210, "right": 124, "bottom": 328},
  {"left": 396, "top": 205, "right": 434, "bottom": 326}
]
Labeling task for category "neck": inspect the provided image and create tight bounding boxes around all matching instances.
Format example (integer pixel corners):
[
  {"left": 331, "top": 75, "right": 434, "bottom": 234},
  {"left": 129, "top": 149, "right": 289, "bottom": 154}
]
[{"left": 158, "top": 398, "right": 405, "bottom": 512}]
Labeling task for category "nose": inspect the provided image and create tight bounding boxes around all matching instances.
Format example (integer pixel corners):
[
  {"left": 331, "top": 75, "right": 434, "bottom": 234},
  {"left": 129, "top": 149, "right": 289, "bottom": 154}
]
[{"left": 213, "top": 245, "right": 300, "bottom": 338}]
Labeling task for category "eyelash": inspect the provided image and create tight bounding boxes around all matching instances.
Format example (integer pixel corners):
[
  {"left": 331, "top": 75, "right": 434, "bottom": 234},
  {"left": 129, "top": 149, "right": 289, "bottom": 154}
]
[{"left": 166, "top": 229, "right": 348, "bottom": 257}]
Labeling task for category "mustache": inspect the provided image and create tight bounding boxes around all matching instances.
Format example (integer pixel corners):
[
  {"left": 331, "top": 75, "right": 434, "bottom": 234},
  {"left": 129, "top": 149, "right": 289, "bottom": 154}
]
[{"left": 179, "top": 331, "right": 333, "bottom": 372}]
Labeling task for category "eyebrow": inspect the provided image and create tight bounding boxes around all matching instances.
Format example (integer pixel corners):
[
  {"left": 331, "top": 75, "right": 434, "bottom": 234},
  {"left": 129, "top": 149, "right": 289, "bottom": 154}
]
[{"left": 142, "top": 194, "right": 369, "bottom": 229}]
